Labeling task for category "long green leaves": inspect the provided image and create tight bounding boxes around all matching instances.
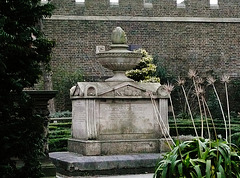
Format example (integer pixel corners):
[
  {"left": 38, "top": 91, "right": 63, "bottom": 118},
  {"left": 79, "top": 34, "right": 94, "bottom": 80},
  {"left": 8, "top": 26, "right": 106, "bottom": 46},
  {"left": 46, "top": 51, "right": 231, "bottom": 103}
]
[{"left": 154, "top": 139, "right": 240, "bottom": 178}]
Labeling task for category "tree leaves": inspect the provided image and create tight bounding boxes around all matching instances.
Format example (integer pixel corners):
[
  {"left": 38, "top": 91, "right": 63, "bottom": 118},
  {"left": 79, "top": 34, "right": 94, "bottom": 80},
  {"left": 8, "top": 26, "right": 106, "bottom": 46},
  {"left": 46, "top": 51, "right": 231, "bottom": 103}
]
[{"left": 0, "top": 0, "right": 55, "bottom": 177}]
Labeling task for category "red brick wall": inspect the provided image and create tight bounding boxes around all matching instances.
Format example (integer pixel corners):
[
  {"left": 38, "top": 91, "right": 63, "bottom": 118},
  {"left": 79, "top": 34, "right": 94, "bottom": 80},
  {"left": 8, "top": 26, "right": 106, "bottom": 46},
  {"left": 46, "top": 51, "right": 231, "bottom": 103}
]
[
  {"left": 43, "top": 20, "right": 240, "bottom": 78},
  {"left": 42, "top": 0, "right": 240, "bottom": 110},
  {"left": 50, "top": 0, "right": 240, "bottom": 18}
]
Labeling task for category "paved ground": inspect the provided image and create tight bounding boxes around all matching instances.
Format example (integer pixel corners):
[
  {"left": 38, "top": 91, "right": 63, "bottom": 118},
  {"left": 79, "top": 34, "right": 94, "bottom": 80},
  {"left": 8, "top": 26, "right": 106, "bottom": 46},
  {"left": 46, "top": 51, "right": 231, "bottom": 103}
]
[
  {"left": 51, "top": 152, "right": 161, "bottom": 178},
  {"left": 57, "top": 173, "right": 153, "bottom": 178}
]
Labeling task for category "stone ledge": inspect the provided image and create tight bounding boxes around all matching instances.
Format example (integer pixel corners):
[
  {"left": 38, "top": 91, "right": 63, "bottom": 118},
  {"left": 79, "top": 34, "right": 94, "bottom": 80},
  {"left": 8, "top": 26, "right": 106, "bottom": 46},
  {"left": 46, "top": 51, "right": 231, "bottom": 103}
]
[
  {"left": 49, "top": 152, "right": 164, "bottom": 176},
  {"left": 68, "top": 139, "right": 162, "bottom": 156},
  {"left": 46, "top": 15, "right": 240, "bottom": 23}
]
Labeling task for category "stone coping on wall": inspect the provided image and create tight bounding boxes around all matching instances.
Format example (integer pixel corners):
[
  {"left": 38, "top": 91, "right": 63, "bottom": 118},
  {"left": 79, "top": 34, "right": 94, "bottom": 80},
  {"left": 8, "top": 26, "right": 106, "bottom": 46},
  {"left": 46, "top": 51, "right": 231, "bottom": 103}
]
[{"left": 46, "top": 15, "right": 240, "bottom": 23}]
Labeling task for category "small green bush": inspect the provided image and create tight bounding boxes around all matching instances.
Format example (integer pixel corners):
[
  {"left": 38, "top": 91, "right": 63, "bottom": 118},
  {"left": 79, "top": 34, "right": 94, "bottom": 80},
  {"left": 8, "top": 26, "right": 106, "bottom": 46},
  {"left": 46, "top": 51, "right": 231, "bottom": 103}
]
[
  {"left": 49, "top": 130, "right": 71, "bottom": 139},
  {"left": 49, "top": 138, "right": 69, "bottom": 152},
  {"left": 48, "top": 121, "right": 71, "bottom": 152},
  {"left": 126, "top": 49, "right": 160, "bottom": 82},
  {"left": 52, "top": 65, "right": 83, "bottom": 111},
  {"left": 49, "top": 122, "right": 72, "bottom": 129},
  {"left": 49, "top": 110, "right": 72, "bottom": 118}
]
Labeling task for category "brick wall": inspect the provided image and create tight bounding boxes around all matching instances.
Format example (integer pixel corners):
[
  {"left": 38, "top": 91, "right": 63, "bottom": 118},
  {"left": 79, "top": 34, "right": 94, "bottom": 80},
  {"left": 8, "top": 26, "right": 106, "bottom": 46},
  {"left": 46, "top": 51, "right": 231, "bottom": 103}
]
[
  {"left": 50, "top": 0, "right": 240, "bottom": 18},
  {"left": 42, "top": 0, "right": 240, "bottom": 110}
]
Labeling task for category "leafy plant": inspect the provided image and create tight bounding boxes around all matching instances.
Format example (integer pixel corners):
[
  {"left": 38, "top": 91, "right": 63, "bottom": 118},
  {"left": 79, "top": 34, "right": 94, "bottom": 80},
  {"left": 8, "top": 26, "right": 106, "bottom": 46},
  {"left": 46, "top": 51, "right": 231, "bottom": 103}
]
[
  {"left": 0, "top": 0, "right": 55, "bottom": 177},
  {"left": 126, "top": 49, "right": 160, "bottom": 82},
  {"left": 153, "top": 54, "right": 176, "bottom": 84},
  {"left": 154, "top": 138, "right": 240, "bottom": 178},
  {"left": 231, "top": 132, "right": 240, "bottom": 148},
  {"left": 154, "top": 70, "right": 240, "bottom": 178},
  {"left": 48, "top": 122, "right": 72, "bottom": 152},
  {"left": 52, "top": 64, "right": 83, "bottom": 111}
]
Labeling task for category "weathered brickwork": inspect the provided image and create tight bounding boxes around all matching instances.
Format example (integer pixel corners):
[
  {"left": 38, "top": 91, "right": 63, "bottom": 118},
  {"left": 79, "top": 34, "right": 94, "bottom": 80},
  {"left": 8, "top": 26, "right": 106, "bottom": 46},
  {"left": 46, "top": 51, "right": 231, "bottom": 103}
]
[
  {"left": 50, "top": 0, "right": 240, "bottom": 18},
  {"left": 43, "top": 0, "right": 240, "bottom": 109},
  {"left": 43, "top": 20, "right": 240, "bottom": 78}
]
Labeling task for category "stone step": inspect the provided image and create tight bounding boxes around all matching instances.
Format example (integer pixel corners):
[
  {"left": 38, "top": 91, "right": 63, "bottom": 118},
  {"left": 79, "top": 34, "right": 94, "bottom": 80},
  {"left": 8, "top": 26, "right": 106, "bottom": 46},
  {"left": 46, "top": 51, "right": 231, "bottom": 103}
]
[{"left": 49, "top": 152, "right": 164, "bottom": 176}]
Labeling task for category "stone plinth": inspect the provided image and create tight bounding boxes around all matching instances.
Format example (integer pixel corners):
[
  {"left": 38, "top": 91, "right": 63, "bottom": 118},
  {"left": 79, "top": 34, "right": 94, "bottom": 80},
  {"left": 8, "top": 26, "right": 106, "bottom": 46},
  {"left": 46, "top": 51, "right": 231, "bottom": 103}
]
[
  {"left": 24, "top": 90, "right": 57, "bottom": 177},
  {"left": 50, "top": 152, "right": 163, "bottom": 176},
  {"left": 69, "top": 81, "right": 169, "bottom": 155}
]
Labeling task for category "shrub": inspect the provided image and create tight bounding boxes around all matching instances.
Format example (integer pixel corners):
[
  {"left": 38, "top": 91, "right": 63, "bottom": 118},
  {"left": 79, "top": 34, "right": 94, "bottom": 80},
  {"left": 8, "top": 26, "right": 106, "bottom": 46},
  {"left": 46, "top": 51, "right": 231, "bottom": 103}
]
[
  {"left": 49, "top": 110, "right": 72, "bottom": 118},
  {"left": 126, "top": 49, "right": 160, "bottom": 82},
  {"left": 49, "top": 138, "right": 69, "bottom": 152},
  {"left": 52, "top": 65, "right": 83, "bottom": 111},
  {"left": 48, "top": 122, "right": 72, "bottom": 152}
]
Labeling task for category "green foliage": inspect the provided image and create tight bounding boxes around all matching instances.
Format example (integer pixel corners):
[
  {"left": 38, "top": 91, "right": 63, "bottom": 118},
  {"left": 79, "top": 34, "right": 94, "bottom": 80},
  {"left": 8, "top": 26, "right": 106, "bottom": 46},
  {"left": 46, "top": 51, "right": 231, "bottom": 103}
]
[
  {"left": 49, "top": 110, "right": 72, "bottom": 118},
  {"left": 126, "top": 49, "right": 160, "bottom": 82},
  {"left": 228, "top": 80, "right": 240, "bottom": 115},
  {"left": 206, "top": 86, "right": 223, "bottom": 119},
  {"left": 154, "top": 138, "right": 240, "bottom": 178},
  {"left": 48, "top": 121, "right": 72, "bottom": 152},
  {"left": 153, "top": 54, "right": 176, "bottom": 84},
  {"left": 231, "top": 132, "right": 240, "bottom": 148},
  {"left": 52, "top": 64, "right": 83, "bottom": 111},
  {"left": 169, "top": 118, "right": 240, "bottom": 140},
  {"left": 169, "top": 118, "right": 240, "bottom": 139},
  {"left": 155, "top": 67, "right": 240, "bottom": 177},
  {"left": 49, "top": 122, "right": 72, "bottom": 129},
  {"left": 49, "top": 138, "right": 69, "bottom": 152},
  {"left": 0, "top": 0, "right": 55, "bottom": 177},
  {"left": 0, "top": 93, "right": 46, "bottom": 177}
]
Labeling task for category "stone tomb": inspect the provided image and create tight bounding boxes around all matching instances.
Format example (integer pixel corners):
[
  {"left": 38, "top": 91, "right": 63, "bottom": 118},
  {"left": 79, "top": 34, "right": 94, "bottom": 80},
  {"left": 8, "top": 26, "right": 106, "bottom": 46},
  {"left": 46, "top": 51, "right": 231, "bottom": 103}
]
[
  {"left": 69, "top": 81, "right": 169, "bottom": 155},
  {"left": 68, "top": 27, "right": 169, "bottom": 156}
]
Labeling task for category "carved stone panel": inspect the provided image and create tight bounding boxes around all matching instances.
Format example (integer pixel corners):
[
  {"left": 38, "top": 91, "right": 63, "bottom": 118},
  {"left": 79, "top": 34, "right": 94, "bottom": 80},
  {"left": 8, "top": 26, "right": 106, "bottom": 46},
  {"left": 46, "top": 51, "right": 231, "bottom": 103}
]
[
  {"left": 72, "top": 99, "right": 98, "bottom": 140},
  {"left": 98, "top": 100, "right": 156, "bottom": 137},
  {"left": 72, "top": 100, "right": 87, "bottom": 139},
  {"left": 113, "top": 86, "right": 143, "bottom": 96}
]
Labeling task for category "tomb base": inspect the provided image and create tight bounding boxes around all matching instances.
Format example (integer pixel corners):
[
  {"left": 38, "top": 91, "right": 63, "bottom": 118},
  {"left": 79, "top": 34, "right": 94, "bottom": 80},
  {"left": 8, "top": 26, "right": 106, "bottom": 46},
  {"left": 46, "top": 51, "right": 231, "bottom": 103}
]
[
  {"left": 68, "top": 138, "right": 172, "bottom": 156},
  {"left": 69, "top": 81, "right": 169, "bottom": 156}
]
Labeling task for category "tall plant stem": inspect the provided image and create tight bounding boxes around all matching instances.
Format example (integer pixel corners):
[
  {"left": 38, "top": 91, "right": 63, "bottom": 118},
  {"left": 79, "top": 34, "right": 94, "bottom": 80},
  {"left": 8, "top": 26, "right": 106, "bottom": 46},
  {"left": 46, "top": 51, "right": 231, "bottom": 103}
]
[
  {"left": 169, "top": 94, "right": 179, "bottom": 140},
  {"left": 181, "top": 85, "right": 199, "bottom": 138},
  {"left": 224, "top": 82, "right": 231, "bottom": 144},
  {"left": 212, "top": 84, "right": 228, "bottom": 140},
  {"left": 193, "top": 79, "right": 204, "bottom": 137},
  {"left": 224, "top": 81, "right": 232, "bottom": 178},
  {"left": 202, "top": 97, "right": 211, "bottom": 140},
  {"left": 150, "top": 93, "right": 175, "bottom": 148},
  {"left": 169, "top": 94, "right": 184, "bottom": 160},
  {"left": 202, "top": 97, "right": 217, "bottom": 140},
  {"left": 203, "top": 96, "right": 220, "bottom": 163}
]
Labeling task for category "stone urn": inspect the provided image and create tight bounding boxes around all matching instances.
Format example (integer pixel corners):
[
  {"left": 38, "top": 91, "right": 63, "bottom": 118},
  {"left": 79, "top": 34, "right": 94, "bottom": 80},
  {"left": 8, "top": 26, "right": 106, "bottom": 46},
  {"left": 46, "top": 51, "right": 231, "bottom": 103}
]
[{"left": 97, "top": 27, "right": 142, "bottom": 82}]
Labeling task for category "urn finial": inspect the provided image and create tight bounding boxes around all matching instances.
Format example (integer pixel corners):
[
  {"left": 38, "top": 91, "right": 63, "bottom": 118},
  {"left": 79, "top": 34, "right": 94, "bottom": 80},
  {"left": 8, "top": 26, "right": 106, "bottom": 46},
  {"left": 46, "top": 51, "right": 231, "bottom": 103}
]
[
  {"left": 111, "top": 27, "right": 127, "bottom": 44},
  {"left": 97, "top": 27, "right": 141, "bottom": 82}
]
